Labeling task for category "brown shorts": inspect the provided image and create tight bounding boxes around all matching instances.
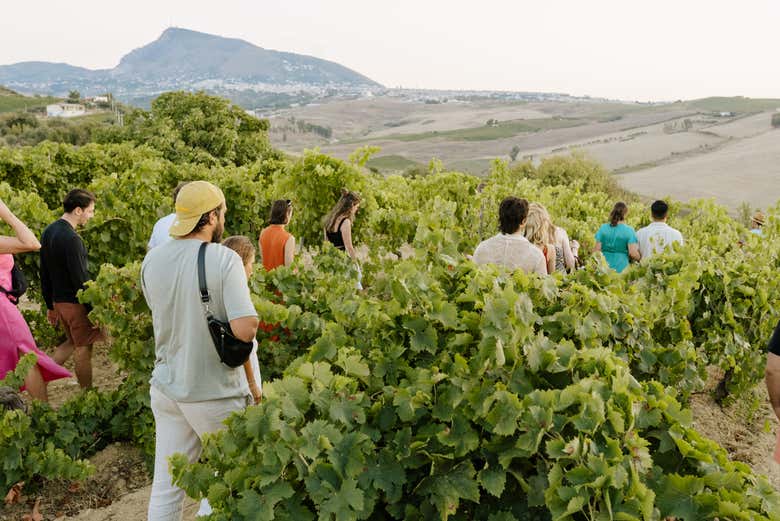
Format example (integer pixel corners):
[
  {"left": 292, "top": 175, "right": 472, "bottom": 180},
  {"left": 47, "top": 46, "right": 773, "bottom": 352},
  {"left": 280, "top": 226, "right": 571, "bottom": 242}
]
[{"left": 53, "top": 302, "right": 105, "bottom": 347}]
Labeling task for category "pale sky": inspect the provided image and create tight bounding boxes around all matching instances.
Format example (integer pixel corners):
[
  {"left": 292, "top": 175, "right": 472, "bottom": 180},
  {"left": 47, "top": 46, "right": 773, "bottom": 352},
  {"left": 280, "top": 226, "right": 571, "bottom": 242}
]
[{"left": 1, "top": 0, "right": 778, "bottom": 101}]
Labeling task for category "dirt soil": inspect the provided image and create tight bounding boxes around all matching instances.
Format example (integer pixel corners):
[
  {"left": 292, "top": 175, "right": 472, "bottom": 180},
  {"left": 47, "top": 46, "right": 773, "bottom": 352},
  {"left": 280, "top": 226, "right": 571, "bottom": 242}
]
[{"left": 689, "top": 370, "right": 780, "bottom": 490}]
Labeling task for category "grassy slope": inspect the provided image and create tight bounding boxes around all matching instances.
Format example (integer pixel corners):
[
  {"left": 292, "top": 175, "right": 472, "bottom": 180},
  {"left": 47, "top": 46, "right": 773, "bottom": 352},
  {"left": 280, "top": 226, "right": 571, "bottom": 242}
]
[
  {"left": 685, "top": 97, "right": 780, "bottom": 113},
  {"left": 0, "top": 86, "right": 61, "bottom": 113},
  {"left": 386, "top": 117, "right": 586, "bottom": 142},
  {"left": 365, "top": 154, "right": 421, "bottom": 171}
]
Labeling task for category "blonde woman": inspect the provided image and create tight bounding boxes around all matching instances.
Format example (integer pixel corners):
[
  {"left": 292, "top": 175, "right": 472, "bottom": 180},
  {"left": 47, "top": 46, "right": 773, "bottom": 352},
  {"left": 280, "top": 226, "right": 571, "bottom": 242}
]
[
  {"left": 533, "top": 202, "right": 576, "bottom": 273},
  {"left": 524, "top": 203, "right": 556, "bottom": 275}
]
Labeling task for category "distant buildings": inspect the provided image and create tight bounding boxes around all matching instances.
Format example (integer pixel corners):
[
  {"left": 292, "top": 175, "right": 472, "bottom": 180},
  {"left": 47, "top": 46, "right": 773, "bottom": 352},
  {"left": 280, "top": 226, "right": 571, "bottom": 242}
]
[{"left": 46, "top": 103, "right": 86, "bottom": 118}]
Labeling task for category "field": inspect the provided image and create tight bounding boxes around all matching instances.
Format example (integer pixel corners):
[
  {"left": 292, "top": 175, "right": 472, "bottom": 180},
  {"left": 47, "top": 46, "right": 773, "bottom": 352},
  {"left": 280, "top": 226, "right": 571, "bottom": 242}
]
[
  {"left": 3, "top": 91, "right": 780, "bottom": 520},
  {"left": 0, "top": 86, "right": 60, "bottom": 113},
  {"left": 617, "top": 128, "right": 780, "bottom": 210},
  {"left": 269, "top": 95, "right": 780, "bottom": 209}
]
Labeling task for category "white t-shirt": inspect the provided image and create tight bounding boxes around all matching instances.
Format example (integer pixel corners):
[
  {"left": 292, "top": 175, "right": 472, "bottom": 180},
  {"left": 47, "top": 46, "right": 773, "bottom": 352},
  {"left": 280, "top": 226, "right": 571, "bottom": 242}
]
[
  {"left": 636, "top": 222, "right": 683, "bottom": 259},
  {"left": 473, "top": 233, "right": 547, "bottom": 275},
  {"left": 147, "top": 213, "right": 176, "bottom": 250},
  {"left": 141, "top": 239, "right": 258, "bottom": 402}
]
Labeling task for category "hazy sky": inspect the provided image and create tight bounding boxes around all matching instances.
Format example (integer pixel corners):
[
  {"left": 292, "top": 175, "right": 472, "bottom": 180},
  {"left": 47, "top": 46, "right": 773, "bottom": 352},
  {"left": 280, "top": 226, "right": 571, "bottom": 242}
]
[{"left": 2, "top": 0, "right": 778, "bottom": 101}]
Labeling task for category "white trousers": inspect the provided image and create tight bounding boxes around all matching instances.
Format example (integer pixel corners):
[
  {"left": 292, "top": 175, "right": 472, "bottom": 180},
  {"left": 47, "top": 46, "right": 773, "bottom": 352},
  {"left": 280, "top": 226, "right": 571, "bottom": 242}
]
[{"left": 147, "top": 385, "right": 247, "bottom": 521}]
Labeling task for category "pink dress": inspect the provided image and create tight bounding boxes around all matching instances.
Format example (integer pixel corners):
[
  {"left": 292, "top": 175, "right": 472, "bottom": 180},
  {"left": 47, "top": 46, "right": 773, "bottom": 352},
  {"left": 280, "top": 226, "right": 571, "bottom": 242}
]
[{"left": 0, "top": 254, "right": 71, "bottom": 386}]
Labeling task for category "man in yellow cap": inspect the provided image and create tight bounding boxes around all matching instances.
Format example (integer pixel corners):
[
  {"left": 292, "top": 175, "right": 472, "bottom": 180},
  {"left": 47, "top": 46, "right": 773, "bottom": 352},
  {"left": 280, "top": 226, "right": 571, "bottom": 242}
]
[
  {"left": 751, "top": 211, "right": 765, "bottom": 236},
  {"left": 140, "top": 180, "right": 259, "bottom": 521}
]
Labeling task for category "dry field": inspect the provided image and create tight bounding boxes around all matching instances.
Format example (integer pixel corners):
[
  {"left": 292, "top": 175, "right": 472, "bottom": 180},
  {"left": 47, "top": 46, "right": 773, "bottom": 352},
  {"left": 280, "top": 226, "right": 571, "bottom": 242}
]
[
  {"left": 617, "top": 127, "right": 780, "bottom": 210},
  {"left": 269, "top": 95, "right": 779, "bottom": 210}
]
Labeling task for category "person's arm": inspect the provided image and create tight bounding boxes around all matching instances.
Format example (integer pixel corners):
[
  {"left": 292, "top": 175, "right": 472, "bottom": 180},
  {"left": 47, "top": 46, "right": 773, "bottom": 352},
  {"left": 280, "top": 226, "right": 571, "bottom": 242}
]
[
  {"left": 767, "top": 352, "right": 780, "bottom": 422},
  {"left": 628, "top": 243, "right": 641, "bottom": 262},
  {"left": 0, "top": 200, "right": 40, "bottom": 254},
  {"left": 545, "top": 244, "right": 555, "bottom": 274},
  {"left": 243, "top": 360, "right": 262, "bottom": 404},
  {"left": 593, "top": 242, "right": 602, "bottom": 252},
  {"left": 223, "top": 253, "right": 260, "bottom": 343},
  {"left": 628, "top": 230, "right": 640, "bottom": 262},
  {"left": 340, "top": 219, "right": 357, "bottom": 261},
  {"left": 230, "top": 317, "right": 259, "bottom": 342},
  {"left": 559, "top": 229, "right": 575, "bottom": 271},
  {"left": 283, "top": 236, "right": 296, "bottom": 267}
]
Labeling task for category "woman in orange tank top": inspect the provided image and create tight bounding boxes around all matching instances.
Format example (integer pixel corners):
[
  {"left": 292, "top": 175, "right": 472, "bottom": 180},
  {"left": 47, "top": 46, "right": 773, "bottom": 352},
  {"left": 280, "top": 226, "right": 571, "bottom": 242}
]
[{"left": 259, "top": 199, "right": 295, "bottom": 271}]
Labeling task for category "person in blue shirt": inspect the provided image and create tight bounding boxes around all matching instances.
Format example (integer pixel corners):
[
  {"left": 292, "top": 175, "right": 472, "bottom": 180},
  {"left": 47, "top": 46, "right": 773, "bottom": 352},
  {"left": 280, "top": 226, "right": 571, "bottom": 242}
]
[{"left": 594, "top": 201, "right": 640, "bottom": 272}]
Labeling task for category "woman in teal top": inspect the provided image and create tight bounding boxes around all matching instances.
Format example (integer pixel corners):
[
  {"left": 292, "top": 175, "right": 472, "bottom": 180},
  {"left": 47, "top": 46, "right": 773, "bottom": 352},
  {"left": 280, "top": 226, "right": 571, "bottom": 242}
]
[{"left": 594, "top": 202, "right": 640, "bottom": 272}]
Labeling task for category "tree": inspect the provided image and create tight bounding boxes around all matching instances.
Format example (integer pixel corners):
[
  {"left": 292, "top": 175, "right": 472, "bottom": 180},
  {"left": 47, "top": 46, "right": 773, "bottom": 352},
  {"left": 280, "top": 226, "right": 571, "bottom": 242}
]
[
  {"left": 509, "top": 145, "right": 521, "bottom": 162},
  {"left": 67, "top": 90, "right": 80, "bottom": 104},
  {"left": 0, "top": 112, "right": 38, "bottom": 134},
  {"left": 93, "top": 91, "right": 278, "bottom": 166}
]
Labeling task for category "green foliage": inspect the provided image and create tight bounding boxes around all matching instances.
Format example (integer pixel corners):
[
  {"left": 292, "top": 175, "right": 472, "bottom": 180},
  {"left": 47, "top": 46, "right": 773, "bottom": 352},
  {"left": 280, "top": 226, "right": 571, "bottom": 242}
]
[
  {"left": 0, "top": 141, "right": 162, "bottom": 208},
  {"left": 0, "top": 355, "right": 94, "bottom": 490},
  {"left": 2, "top": 89, "right": 780, "bottom": 518},
  {"left": 0, "top": 90, "right": 59, "bottom": 114},
  {"left": 0, "top": 111, "right": 115, "bottom": 147},
  {"left": 273, "top": 149, "right": 368, "bottom": 249},
  {"left": 527, "top": 153, "right": 622, "bottom": 196},
  {"left": 95, "top": 91, "right": 278, "bottom": 166},
  {"left": 171, "top": 254, "right": 780, "bottom": 520}
]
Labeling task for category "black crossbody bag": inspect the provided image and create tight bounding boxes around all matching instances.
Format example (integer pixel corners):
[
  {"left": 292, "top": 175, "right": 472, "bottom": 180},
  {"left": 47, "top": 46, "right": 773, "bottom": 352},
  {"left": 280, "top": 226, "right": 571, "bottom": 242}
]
[
  {"left": 197, "top": 242, "right": 253, "bottom": 368},
  {"left": 0, "top": 259, "right": 28, "bottom": 305}
]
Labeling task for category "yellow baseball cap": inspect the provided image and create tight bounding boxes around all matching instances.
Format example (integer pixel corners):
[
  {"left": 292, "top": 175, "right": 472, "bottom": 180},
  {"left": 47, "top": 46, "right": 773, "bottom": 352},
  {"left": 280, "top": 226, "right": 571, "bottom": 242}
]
[{"left": 169, "top": 181, "right": 225, "bottom": 237}]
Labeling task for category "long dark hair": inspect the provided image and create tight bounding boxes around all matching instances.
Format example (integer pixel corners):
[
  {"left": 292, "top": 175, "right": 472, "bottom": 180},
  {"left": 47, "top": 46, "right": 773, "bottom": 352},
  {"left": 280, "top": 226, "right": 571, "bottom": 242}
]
[
  {"left": 609, "top": 202, "right": 628, "bottom": 227},
  {"left": 323, "top": 189, "right": 360, "bottom": 231},
  {"left": 269, "top": 199, "right": 292, "bottom": 225}
]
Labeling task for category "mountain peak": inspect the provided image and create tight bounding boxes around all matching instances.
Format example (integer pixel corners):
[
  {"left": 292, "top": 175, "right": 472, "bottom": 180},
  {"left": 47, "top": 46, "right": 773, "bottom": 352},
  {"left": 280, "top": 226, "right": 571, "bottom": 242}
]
[
  {"left": 0, "top": 27, "right": 382, "bottom": 106},
  {"left": 111, "top": 27, "right": 377, "bottom": 87}
]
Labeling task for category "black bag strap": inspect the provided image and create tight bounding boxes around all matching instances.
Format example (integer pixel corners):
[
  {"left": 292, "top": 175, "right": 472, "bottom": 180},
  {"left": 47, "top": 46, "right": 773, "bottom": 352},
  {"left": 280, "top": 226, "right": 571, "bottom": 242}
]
[{"left": 197, "top": 242, "right": 212, "bottom": 311}]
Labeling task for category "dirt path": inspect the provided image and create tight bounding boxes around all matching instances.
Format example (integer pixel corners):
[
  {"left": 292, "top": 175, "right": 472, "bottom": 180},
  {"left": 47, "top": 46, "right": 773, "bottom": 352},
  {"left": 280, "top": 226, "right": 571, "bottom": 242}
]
[{"left": 65, "top": 487, "right": 198, "bottom": 521}]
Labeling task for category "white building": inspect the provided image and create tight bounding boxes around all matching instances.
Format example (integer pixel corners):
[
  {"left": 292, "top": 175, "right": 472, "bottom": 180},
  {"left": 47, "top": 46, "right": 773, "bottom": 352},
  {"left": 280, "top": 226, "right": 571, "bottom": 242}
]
[{"left": 46, "top": 103, "right": 86, "bottom": 118}]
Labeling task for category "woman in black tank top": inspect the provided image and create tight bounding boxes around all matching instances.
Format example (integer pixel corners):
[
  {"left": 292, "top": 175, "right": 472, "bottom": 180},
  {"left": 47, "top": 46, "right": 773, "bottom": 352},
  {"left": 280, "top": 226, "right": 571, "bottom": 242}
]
[
  {"left": 323, "top": 190, "right": 361, "bottom": 256},
  {"left": 325, "top": 218, "right": 348, "bottom": 250},
  {"left": 323, "top": 190, "right": 363, "bottom": 288}
]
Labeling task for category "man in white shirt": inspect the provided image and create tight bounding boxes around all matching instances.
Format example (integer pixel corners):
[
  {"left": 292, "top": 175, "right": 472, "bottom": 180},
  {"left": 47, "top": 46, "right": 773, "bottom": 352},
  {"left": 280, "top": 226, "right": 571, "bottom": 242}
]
[
  {"left": 636, "top": 200, "right": 683, "bottom": 260},
  {"left": 142, "top": 181, "right": 258, "bottom": 520},
  {"left": 473, "top": 197, "right": 547, "bottom": 275},
  {"left": 147, "top": 183, "right": 187, "bottom": 250}
]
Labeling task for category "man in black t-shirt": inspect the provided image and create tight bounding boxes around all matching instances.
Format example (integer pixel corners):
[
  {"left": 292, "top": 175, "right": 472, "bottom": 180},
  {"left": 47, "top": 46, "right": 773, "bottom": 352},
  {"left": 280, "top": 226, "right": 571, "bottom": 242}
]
[
  {"left": 766, "top": 321, "right": 780, "bottom": 422},
  {"left": 40, "top": 189, "right": 104, "bottom": 389}
]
